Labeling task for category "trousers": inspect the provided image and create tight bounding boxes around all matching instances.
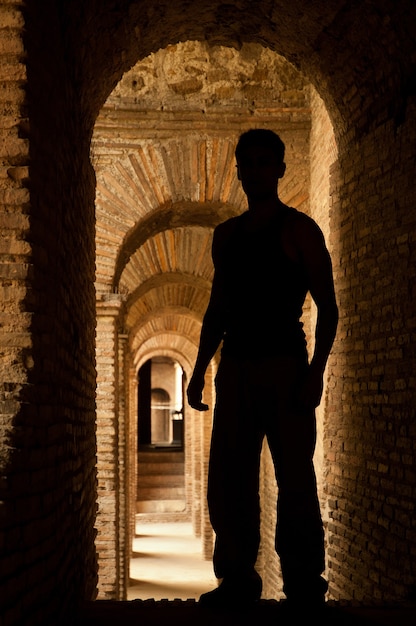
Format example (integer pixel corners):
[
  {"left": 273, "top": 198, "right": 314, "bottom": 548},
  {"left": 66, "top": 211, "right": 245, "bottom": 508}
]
[{"left": 207, "top": 354, "right": 327, "bottom": 599}]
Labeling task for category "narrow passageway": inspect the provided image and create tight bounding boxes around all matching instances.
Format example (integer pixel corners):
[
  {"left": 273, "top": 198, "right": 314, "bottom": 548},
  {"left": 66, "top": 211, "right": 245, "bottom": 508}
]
[{"left": 128, "top": 518, "right": 217, "bottom": 601}]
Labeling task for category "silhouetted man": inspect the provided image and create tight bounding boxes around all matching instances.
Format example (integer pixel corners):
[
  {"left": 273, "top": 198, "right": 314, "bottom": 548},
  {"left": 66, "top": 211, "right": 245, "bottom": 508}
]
[{"left": 187, "top": 129, "right": 338, "bottom": 609}]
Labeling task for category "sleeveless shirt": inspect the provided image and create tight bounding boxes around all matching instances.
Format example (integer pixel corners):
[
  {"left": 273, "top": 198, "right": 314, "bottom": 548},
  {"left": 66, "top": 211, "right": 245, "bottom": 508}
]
[{"left": 219, "top": 207, "right": 308, "bottom": 359}]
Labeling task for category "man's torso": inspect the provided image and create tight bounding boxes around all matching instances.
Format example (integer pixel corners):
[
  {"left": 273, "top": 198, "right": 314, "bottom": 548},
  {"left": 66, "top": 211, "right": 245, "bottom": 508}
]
[{"left": 216, "top": 207, "right": 309, "bottom": 358}]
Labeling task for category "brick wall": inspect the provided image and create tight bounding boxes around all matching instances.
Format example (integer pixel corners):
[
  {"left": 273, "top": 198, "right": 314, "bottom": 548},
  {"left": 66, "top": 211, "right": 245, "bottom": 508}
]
[
  {"left": 0, "top": 3, "right": 33, "bottom": 623},
  {"left": 309, "top": 86, "right": 338, "bottom": 544},
  {"left": 327, "top": 101, "right": 416, "bottom": 600},
  {"left": 0, "top": 1, "right": 98, "bottom": 624}
]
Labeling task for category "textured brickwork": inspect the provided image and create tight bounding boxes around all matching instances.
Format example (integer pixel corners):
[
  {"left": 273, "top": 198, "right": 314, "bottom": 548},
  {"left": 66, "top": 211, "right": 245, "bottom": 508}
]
[
  {"left": 309, "top": 88, "right": 338, "bottom": 522},
  {"left": 0, "top": 2, "right": 415, "bottom": 625},
  {"left": 95, "top": 299, "right": 124, "bottom": 599},
  {"left": 327, "top": 103, "right": 416, "bottom": 601},
  {"left": 1, "top": 1, "right": 98, "bottom": 624}
]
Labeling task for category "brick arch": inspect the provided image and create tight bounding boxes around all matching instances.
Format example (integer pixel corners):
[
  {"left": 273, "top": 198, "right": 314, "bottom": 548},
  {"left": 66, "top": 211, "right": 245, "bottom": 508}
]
[
  {"left": 125, "top": 271, "right": 212, "bottom": 311},
  {"left": 130, "top": 309, "right": 204, "bottom": 360},
  {"left": 112, "top": 201, "right": 238, "bottom": 290},
  {"left": 78, "top": 1, "right": 414, "bottom": 147},
  {"left": 133, "top": 331, "right": 200, "bottom": 376},
  {"left": 94, "top": 134, "right": 245, "bottom": 293},
  {"left": 125, "top": 272, "right": 211, "bottom": 327},
  {"left": 77, "top": 2, "right": 320, "bottom": 119},
  {"left": 119, "top": 226, "right": 215, "bottom": 290}
]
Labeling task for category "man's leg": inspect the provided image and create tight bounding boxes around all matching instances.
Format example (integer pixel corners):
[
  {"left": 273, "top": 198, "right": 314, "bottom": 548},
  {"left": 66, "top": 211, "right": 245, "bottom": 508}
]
[
  {"left": 265, "top": 358, "right": 327, "bottom": 604},
  {"left": 200, "top": 357, "right": 263, "bottom": 606}
]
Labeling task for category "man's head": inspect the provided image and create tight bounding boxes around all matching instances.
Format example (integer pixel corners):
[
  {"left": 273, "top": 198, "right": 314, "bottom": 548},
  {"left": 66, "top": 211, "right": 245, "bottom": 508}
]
[
  {"left": 235, "top": 129, "right": 285, "bottom": 164},
  {"left": 235, "top": 129, "right": 286, "bottom": 199}
]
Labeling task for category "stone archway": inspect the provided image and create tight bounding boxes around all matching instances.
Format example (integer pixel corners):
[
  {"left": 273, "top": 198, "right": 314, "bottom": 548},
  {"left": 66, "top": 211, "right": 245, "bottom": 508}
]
[{"left": 92, "top": 40, "right": 337, "bottom": 600}]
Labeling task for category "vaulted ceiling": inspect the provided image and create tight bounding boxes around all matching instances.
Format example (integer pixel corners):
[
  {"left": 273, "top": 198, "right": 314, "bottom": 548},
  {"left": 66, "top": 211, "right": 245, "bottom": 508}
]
[{"left": 92, "top": 41, "right": 311, "bottom": 370}]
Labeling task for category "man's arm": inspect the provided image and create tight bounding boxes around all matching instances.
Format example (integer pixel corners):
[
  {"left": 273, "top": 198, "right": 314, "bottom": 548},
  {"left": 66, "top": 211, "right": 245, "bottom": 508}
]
[
  {"left": 186, "top": 226, "right": 228, "bottom": 411},
  {"left": 186, "top": 276, "right": 225, "bottom": 411},
  {"left": 295, "top": 215, "right": 339, "bottom": 408}
]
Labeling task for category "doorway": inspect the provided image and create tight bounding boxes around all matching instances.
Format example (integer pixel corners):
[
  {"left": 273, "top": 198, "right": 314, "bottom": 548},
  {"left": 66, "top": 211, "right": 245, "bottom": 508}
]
[
  {"left": 138, "top": 356, "right": 184, "bottom": 449},
  {"left": 136, "top": 356, "right": 186, "bottom": 514},
  {"left": 131, "top": 356, "right": 210, "bottom": 600}
]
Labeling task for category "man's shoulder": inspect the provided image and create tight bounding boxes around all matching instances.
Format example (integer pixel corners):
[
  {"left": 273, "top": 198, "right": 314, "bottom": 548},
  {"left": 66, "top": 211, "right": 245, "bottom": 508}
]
[
  {"left": 212, "top": 214, "right": 245, "bottom": 264},
  {"left": 285, "top": 210, "right": 329, "bottom": 263},
  {"left": 285, "top": 206, "right": 309, "bottom": 223},
  {"left": 286, "top": 207, "right": 323, "bottom": 235},
  {"left": 214, "top": 213, "right": 245, "bottom": 239}
]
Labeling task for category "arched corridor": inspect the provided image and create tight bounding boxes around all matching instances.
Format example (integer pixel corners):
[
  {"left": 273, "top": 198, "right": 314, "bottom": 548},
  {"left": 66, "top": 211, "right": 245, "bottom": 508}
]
[
  {"left": 93, "top": 39, "right": 331, "bottom": 602},
  {"left": 1, "top": 2, "right": 415, "bottom": 625}
]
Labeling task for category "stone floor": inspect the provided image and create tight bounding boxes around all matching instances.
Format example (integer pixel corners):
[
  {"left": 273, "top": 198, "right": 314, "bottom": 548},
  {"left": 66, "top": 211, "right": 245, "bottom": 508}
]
[
  {"left": 128, "top": 519, "right": 217, "bottom": 601},
  {"left": 80, "top": 519, "right": 416, "bottom": 625}
]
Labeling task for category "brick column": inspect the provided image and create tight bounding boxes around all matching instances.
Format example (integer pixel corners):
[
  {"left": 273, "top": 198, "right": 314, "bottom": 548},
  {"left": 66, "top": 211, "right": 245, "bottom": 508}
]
[
  {"left": 117, "top": 332, "right": 130, "bottom": 599},
  {"left": 95, "top": 295, "right": 125, "bottom": 599},
  {"left": 201, "top": 361, "right": 215, "bottom": 562},
  {"left": 190, "top": 403, "right": 202, "bottom": 536},
  {"left": 127, "top": 361, "right": 138, "bottom": 580}
]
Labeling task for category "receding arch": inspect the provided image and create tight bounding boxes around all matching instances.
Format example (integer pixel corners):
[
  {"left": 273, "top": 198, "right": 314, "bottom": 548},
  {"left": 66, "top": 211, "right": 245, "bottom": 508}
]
[
  {"left": 125, "top": 271, "right": 212, "bottom": 310},
  {"left": 130, "top": 314, "right": 204, "bottom": 362},
  {"left": 134, "top": 338, "right": 199, "bottom": 377},
  {"left": 118, "top": 225, "right": 216, "bottom": 297},
  {"left": 113, "top": 201, "right": 238, "bottom": 288}
]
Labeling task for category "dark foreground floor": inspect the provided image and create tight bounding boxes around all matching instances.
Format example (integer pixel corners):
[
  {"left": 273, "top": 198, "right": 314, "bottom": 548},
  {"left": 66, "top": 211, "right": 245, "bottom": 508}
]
[{"left": 79, "top": 599, "right": 416, "bottom": 626}]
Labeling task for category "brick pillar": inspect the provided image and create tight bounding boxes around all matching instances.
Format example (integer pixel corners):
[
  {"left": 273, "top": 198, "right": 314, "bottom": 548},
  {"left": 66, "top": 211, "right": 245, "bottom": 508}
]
[
  {"left": 117, "top": 332, "right": 129, "bottom": 599},
  {"left": 188, "top": 359, "right": 215, "bottom": 561},
  {"left": 191, "top": 403, "right": 202, "bottom": 536},
  {"left": 201, "top": 361, "right": 215, "bottom": 562},
  {"left": 95, "top": 295, "right": 125, "bottom": 599},
  {"left": 127, "top": 361, "right": 138, "bottom": 576}
]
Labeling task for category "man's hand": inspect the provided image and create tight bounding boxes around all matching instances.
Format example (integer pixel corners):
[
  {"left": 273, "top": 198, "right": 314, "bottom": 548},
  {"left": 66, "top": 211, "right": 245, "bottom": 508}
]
[{"left": 187, "top": 373, "right": 209, "bottom": 411}]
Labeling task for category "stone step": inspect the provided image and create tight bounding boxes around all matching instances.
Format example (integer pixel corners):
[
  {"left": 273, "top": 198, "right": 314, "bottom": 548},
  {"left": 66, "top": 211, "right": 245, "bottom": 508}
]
[
  {"left": 137, "top": 448, "right": 186, "bottom": 509},
  {"left": 138, "top": 474, "right": 184, "bottom": 487},
  {"left": 138, "top": 450, "right": 184, "bottom": 464},
  {"left": 138, "top": 486, "right": 185, "bottom": 501},
  {"left": 136, "top": 499, "right": 186, "bottom": 514},
  {"left": 138, "top": 461, "right": 184, "bottom": 476}
]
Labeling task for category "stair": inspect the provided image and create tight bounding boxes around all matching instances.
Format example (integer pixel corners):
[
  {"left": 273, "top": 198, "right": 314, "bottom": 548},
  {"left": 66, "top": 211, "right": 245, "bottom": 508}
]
[{"left": 137, "top": 448, "right": 185, "bottom": 513}]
